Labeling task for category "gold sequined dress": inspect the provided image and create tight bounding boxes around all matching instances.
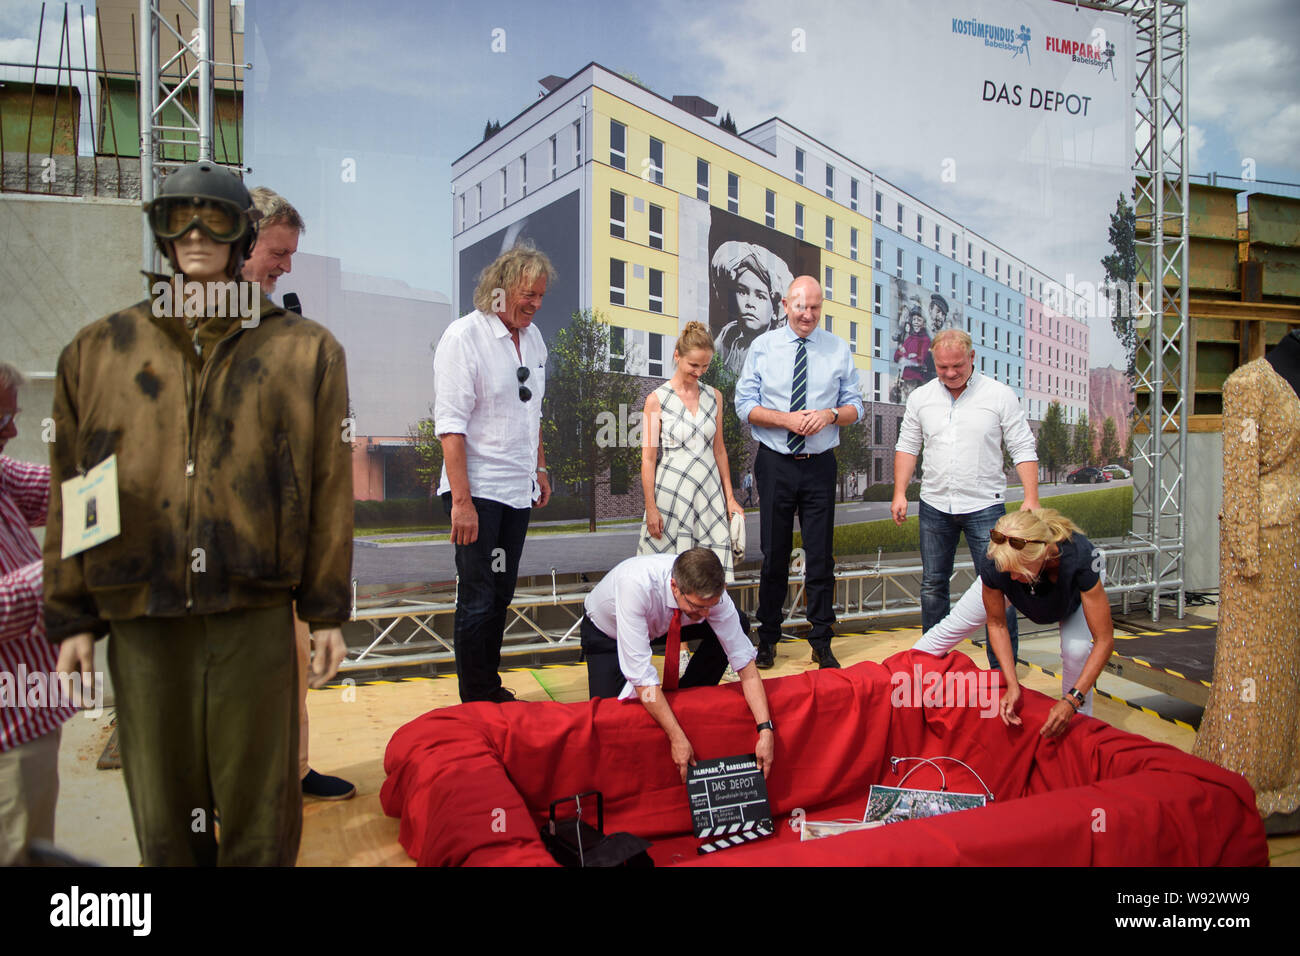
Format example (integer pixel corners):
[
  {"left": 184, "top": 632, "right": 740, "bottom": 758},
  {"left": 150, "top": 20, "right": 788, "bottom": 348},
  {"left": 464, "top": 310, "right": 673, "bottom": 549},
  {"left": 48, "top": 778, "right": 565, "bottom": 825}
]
[{"left": 1194, "top": 359, "right": 1300, "bottom": 817}]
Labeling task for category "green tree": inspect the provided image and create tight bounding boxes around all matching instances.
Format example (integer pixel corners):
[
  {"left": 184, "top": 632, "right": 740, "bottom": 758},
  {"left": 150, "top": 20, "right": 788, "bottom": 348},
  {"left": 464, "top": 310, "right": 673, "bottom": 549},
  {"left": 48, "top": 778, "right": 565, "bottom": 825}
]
[
  {"left": 1123, "top": 429, "right": 1136, "bottom": 467},
  {"left": 700, "top": 354, "right": 749, "bottom": 485},
  {"left": 1036, "top": 401, "right": 1070, "bottom": 483},
  {"left": 1099, "top": 416, "right": 1121, "bottom": 464},
  {"left": 1100, "top": 193, "right": 1138, "bottom": 383},
  {"left": 719, "top": 111, "right": 738, "bottom": 134},
  {"left": 407, "top": 409, "right": 444, "bottom": 494},
  {"left": 541, "top": 309, "right": 642, "bottom": 532},
  {"left": 1071, "top": 411, "right": 1093, "bottom": 466},
  {"left": 483, "top": 119, "right": 502, "bottom": 140},
  {"left": 834, "top": 406, "right": 872, "bottom": 501}
]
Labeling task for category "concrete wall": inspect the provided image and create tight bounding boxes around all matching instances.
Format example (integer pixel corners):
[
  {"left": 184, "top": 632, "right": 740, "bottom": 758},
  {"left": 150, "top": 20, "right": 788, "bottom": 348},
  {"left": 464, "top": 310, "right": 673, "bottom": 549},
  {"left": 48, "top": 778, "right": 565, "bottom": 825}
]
[{"left": 1, "top": 193, "right": 145, "bottom": 466}]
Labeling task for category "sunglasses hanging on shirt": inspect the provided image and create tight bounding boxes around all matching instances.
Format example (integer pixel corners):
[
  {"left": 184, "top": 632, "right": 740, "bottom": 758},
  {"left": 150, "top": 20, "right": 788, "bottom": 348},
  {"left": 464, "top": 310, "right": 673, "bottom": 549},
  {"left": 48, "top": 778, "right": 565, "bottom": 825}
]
[{"left": 517, "top": 365, "right": 532, "bottom": 402}]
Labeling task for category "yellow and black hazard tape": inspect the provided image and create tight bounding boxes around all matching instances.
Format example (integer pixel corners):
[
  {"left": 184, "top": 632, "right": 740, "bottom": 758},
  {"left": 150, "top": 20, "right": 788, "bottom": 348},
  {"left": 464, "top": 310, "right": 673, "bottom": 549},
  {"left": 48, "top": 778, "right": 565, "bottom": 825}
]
[
  {"left": 1017, "top": 657, "right": 1198, "bottom": 733},
  {"left": 1118, "top": 652, "right": 1213, "bottom": 689}
]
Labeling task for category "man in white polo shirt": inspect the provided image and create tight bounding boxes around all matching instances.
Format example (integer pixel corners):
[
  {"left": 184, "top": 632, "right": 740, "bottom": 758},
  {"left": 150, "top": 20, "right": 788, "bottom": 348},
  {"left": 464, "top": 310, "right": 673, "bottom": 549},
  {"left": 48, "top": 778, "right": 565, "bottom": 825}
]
[
  {"left": 581, "top": 548, "right": 774, "bottom": 782},
  {"left": 891, "top": 329, "right": 1039, "bottom": 667},
  {"left": 435, "top": 243, "right": 555, "bottom": 703}
]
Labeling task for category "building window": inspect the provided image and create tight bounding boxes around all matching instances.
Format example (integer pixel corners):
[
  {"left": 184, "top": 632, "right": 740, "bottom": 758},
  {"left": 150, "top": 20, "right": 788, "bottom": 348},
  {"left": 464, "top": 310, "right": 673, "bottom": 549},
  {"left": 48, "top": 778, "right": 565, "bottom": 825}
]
[
  {"left": 825, "top": 314, "right": 833, "bottom": 334},
  {"left": 500, "top": 167, "right": 507, "bottom": 207},
  {"left": 457, "top": 193, "right": 465, "bottom": 232},
  {"left": 649, "top": 268, "right": 663, "bottom": 314},
  {"left": 850, "top": 227, "right": 858, "bottom": 261},
  {"left": 850, "top": 320, "right": 858, "bottom": 352},
  {"left": 994, "top": 256, "right": 1000, "bottom": 278},
  {"left": 648, "top": 333, "right": 664, "bottom": 377},
  {"left": 574, "top": 118, "right": 583, "bottom": 165},
  {"left": 874, "top": 283, "right": 882, "bottom": 316},
  {"left": 825, "top": 164, "right": 834, "bottom": 199},
  {"left": 610, "top": 259, "right": 625, "bottom": 306},
  {"left": 966, "top": 241, "right": 972, "bottom": 266},
  {"left": 697, "top": 158, "right": 710, "bottom": 201},
  {"left": 824, "top": 266, "right": 833, "bottom": 300},
  {"left": 981, "top": 286, "right": 987, "bottom": 310},
  {"left": 874, "top": 414, "right": 883, "bottom": 444},
  {"left": 896, "top": 202, "right": 903, "bottom": 232},
  {"left": 648, "top": 137, "right": 664, "bottom": 185},
  {"left": 825, "top": 216, "right": 834, "bottom": 252},
  {"left": 994, "top": 327, "right": 999, "bottom": 348},
  {"left": 934, "top": 224, "right": 941, "bottom": 251},
  {"left": 874, "top": 238, "right": 883, "bottom": 270},
  {"left": 873, "top": 326, "right": 882, "bottom": 356},
  {"left": 934, "top": 264, "right": 941, "bottom": 290},
  {"left": 521, "top": 155, "right": 528, "bottom": 196},
  {"left": 951, "top": 272, "right": 957, "bottom": 300},
  {"left": 895, "top": 248, "right": 903, "bottom": 279},
  {"left": 609, "top": 120, "right": 626, "bottom": 170},
  {"left": 648, "top": 203, "right": 663, "bottom": 250},
  {"left": 850, "top": 177, "right": 859, "bottom": 211},
  {"left": 795, "top": 148, "right": 805, "bottom": 185},
  {"left": 610, "top": 461, "right": 630, "bottom": 495},
  {"left": 916, "top": 213, "right": 923, "bottom": 243},
  {"left": 874, "top": 458, "right": 883, "bottom": 483},
  {"left": 765, "top": 189, "right": 775, "bottom": 228},
  {"left": 951, "top": 234, "right": 957, "bottom": 259},
  {"left": 1018, "top": 269, "right": 1023, "bottom": 292},
  {"left": 916, "top": 257, "right": 923, "bottom": 285},
  {"left": 994, "top": 292, "right": 1000, "bottom": 317},
  {"left": 874, "top": 190, "right": 882, "bottom": 223},
  {"left": 873, "top": 372, "right": 883, "bottom": 403},
  {"left": 850, "top": 274, "right": 858, "bottom": 308},
  {"left": 981, "top": 321, "right": 987, "bottom": 345},
  {"left": 609, "top": 190, "right": 625, "bottom": 239},
  {"left": 795, "top": 203, "right": 804, "bottom": 240},
  {"left": 966, "top": 279, "right": 972, "bottom": 305},
  {"left": 609, "top": 325, "right": 625, "bottom": 372},
  {"left": 549, "top": 135, "right": 558, "bottom": 180},
  {"left": 727, "top": 171, "right": 739, "bottom": 213},
  {"left": 981, "top": 250, "right": 987, "bottom": 274},
  {"left": 475, "top": 183, "right": 482, "bottom": 222}
]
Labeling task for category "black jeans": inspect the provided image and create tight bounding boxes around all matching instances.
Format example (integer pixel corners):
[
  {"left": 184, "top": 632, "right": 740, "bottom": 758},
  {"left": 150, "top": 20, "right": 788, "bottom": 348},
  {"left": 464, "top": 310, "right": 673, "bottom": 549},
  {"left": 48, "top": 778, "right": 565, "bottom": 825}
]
[
  {"left": 581, "top": 609, "right": 750, "bottom": 699},
  {"left": 753, "top": 444, "right": 836, "bottom": 652},
  {"left": 442, "top": 493, "right": 531, "bottom": 702}
]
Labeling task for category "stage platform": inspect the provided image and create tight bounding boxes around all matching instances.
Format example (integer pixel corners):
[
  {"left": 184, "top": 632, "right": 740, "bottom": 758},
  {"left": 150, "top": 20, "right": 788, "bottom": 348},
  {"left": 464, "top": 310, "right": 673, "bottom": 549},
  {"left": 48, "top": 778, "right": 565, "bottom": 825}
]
[{"left": 52, "top": 620, "right": 1298, "bottom": 867}]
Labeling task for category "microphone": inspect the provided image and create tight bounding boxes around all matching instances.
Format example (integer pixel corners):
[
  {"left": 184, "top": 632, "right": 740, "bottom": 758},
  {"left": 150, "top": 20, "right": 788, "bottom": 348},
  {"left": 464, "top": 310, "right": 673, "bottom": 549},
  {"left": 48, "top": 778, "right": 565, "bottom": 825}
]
[{"left": 283, "top": 292, "right": 303, "bottom": 315}]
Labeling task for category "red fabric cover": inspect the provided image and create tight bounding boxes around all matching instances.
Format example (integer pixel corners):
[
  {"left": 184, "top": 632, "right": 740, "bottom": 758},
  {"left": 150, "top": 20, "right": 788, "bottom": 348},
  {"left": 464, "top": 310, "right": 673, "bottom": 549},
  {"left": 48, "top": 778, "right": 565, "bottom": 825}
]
[{"left": 380, "top": 650, "right": 1268, "bottom": 866}]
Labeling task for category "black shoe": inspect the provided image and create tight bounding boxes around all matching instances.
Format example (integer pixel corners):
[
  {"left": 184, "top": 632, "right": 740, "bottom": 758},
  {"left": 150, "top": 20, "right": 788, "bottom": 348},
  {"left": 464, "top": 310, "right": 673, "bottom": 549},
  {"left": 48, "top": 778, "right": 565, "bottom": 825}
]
[
  {"left": 486, "top": 687, "right": 520, "bottom": 703},
  {"left": 302, "top": 769, "right": 357, "bottom": 801},
  {"left": 755, "top": 644, "right": 776, "bottom": 669},
  {"left": 811, "top": 647, "right": 840, "bottom": 669}
]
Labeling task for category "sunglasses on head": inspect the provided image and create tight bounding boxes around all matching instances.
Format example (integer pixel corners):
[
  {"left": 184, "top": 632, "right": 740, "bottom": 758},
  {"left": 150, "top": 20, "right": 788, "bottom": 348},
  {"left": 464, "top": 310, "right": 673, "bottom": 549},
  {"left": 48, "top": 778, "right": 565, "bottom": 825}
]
[
  {"left": 989, "top": 529, "right": 1046, "bottom": 550},
  {"left": 517, "top": 365, "right": 531, "bottom": 402},
  {"left": 148, "top": 196, "right": 250, "bottom": 243}
]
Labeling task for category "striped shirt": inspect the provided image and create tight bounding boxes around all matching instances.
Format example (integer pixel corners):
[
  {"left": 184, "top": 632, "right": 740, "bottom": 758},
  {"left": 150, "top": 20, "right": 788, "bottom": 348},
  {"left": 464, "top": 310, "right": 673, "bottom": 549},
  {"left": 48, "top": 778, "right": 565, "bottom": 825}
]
[{"left": 1, "top": 456, "right": 77, "bottom": 751}]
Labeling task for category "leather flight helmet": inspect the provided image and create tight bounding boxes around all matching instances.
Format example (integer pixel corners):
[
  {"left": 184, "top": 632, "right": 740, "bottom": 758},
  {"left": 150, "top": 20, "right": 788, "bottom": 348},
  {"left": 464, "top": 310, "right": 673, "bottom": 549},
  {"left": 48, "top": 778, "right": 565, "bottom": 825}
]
[{"left": 144, "top": 161, "right": 261, "bottom": 277}]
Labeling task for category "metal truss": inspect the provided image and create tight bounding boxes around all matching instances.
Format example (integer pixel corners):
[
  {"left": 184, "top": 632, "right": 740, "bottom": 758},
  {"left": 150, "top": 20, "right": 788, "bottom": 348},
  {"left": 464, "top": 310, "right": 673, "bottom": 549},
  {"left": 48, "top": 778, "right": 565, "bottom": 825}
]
[
  {"left": 139, "top": 0, "right": 216, "bottom": 273},
  {"left": 341, "top": 544, "right": 1153, "bottom": 673}
]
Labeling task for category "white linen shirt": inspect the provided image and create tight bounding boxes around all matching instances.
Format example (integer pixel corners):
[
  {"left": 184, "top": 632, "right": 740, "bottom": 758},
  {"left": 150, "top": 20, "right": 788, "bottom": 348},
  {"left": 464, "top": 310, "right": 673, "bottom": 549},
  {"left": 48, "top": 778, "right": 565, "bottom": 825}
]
[
  {"left": 895, "top": 372, "right": 1037, "bottom": 514},
  {"left": 434, "top": 309, "right": 546, "bottom": 509},
  {"left": 583, "top": 553, "right": 757, "bottom": 700}
]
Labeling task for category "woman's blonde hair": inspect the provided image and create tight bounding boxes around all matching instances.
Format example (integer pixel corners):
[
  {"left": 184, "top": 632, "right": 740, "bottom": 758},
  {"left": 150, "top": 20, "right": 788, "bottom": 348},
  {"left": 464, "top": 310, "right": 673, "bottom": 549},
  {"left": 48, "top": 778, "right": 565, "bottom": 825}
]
[
  {"left": 986, "top": 507, "right": 1083, "bottom": 577},
  {"left": 675, "top": 321, "right": 714, "bottom": 360}
]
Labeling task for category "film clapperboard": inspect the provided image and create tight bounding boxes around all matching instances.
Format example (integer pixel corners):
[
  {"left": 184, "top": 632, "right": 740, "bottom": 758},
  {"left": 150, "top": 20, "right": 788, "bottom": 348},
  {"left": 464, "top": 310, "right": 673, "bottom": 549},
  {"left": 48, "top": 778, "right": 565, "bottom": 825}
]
[{"left": 686, "top": 754, "right": 774, "bottom": 855}]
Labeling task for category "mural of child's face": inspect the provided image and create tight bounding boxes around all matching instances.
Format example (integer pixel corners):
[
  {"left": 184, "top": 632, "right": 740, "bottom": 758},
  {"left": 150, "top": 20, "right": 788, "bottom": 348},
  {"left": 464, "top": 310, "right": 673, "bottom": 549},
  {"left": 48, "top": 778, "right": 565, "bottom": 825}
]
[{"left": 733, "top": 267, "right": 773, "bottom": 333}]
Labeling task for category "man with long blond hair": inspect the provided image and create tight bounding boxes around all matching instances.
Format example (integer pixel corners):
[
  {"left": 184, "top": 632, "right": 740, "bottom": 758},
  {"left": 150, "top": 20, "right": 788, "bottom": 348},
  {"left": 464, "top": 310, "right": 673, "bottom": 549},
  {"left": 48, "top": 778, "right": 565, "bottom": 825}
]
[{"left": 434, "top": 242, "right": 556, "bottom": 703}]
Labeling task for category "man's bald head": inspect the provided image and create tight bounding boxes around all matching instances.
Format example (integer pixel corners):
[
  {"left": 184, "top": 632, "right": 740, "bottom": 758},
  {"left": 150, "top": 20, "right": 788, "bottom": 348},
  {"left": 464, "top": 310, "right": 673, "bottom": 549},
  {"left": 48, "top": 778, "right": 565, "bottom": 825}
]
[{"left": 783, "top": 275, "right": 823, "bottom": 338}]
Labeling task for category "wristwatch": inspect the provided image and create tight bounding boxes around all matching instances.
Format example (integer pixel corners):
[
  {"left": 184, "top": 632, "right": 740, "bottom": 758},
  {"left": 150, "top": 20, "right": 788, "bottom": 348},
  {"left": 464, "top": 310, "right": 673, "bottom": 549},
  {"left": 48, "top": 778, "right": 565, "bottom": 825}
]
[
  {"left": 829, "top": 408, "right": 839, "bottom": 424},
  {"left": 1065, "top": 687, "right": 1085, "bottom": 709},
  {"left": 756, "top": 720, "right": 775, "bottom": 734}
]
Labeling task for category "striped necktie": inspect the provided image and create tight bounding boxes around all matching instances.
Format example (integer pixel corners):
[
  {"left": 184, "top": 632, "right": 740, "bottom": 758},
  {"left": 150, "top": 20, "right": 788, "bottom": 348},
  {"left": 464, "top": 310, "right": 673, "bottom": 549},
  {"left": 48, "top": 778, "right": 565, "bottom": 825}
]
[{"left": 787, "top": 336, "right": 808, "bottom": 453}]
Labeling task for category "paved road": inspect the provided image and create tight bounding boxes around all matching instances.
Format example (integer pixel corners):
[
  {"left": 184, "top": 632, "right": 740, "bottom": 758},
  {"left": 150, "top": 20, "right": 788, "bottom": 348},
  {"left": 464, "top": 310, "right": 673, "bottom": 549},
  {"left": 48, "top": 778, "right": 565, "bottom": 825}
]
[{"left": 353, "top": 480, "right": 1128, "bottom": 587}]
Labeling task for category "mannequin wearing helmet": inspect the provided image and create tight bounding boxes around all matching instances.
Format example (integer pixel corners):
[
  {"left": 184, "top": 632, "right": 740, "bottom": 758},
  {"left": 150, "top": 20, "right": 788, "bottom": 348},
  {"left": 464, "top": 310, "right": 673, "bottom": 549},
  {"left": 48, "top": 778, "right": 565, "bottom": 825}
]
[{"left": 144, "top": 161, "right": 261, "bottom": 280}]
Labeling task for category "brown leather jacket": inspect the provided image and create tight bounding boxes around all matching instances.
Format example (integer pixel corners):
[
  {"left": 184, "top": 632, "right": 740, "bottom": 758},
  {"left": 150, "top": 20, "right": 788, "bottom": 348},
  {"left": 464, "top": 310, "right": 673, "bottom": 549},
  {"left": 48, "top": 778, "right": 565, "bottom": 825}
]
[{"left": 43, "top": 278, "right": 353, "bottom": 640}]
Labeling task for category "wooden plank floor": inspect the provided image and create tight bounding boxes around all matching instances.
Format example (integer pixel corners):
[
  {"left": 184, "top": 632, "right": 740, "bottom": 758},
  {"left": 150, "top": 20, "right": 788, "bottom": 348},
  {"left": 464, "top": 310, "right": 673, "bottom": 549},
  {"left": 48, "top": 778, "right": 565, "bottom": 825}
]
[{"left": 54, "top": 625, "right": 1299, "bottom": 867}]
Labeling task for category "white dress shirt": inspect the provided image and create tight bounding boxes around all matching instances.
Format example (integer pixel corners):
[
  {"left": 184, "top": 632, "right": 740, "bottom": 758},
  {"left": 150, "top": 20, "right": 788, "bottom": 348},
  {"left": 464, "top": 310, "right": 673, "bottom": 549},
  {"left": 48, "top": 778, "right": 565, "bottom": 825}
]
[
  {"left": 895, "top": 372, "right": 1037, "bottom": 514},
  {"left": 434, "top": 309, "right": 546, "bottom": 509},
  {"left": 583, "top": 553, "right": 757, "bottom": 700}
]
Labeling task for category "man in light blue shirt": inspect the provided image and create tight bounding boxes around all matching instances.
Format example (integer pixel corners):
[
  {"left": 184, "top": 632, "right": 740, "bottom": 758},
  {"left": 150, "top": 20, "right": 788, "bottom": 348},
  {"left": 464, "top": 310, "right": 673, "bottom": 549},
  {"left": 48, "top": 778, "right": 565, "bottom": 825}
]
[{"left": 735, "top": 275, "right": 864, "bottom": 669}]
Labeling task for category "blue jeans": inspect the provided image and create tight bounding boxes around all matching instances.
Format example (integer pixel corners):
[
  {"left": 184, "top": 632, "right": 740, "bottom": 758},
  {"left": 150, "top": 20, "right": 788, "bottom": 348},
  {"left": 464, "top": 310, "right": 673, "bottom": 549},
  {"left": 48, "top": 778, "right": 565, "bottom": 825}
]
[{"left": 918, "top": 499, "right": 1018, "bottom": 668}]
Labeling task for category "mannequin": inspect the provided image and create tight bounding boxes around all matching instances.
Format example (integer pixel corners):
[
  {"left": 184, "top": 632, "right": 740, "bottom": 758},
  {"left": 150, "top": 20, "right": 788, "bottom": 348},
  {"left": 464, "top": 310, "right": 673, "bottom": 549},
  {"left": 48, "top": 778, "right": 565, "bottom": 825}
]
[
  {"left": 1264, "top": 328, "right": 1300, "bottom": 397},
  {"left": 1194, "top": 332, "right": 1300, "bottom": 834}
]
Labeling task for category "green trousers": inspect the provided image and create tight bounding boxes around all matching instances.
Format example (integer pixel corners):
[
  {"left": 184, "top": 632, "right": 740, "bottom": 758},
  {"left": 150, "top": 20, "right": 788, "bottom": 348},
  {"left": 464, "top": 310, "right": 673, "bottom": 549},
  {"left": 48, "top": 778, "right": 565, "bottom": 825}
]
[{"left": 108, "top": 603, "right": 300, "bottom": 866}]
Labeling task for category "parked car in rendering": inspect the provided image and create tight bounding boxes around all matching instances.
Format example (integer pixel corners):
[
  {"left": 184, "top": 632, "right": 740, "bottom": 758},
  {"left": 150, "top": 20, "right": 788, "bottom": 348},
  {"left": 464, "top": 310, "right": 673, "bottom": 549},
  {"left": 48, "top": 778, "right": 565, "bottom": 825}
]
[
  {"left": 1102, "top": 464, "right": 1130, "bottom": 479},
  {"left": 1066, "top": 466, "right": 1108, "bottom": 484}
]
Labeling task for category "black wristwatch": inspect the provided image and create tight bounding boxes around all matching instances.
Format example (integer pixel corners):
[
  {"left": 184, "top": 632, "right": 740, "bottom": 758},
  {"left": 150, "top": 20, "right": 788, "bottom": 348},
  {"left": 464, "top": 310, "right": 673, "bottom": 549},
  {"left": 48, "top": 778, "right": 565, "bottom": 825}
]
[
  {"left": 829, "top": 408, "right": 839, "bottom": 424},
  {"left": 1066, "top": 687, "right": 1085, "bottom": 709},
  {"left": 756, "top": 720, "right": 775, "bottom": 734}
]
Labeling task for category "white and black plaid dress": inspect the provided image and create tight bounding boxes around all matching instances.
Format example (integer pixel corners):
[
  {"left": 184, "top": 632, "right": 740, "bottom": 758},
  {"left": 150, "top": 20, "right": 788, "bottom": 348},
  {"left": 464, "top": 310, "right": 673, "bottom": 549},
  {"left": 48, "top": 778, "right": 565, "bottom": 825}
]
[{"left": 637, "top": 382, "right": 734, "bottom": 582}]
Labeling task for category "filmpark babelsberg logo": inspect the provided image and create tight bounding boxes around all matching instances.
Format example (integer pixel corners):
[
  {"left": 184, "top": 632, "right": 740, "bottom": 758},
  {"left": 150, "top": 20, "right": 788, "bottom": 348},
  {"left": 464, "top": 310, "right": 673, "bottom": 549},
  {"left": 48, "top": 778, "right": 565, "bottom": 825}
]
[{"left": 1047, "top": 33, "right": 1117, "bottom": 77}]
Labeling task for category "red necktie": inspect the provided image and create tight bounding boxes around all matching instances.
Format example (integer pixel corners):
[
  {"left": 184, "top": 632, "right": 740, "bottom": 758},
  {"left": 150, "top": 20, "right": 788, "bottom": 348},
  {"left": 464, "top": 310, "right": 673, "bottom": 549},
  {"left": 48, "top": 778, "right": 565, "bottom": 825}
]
[{"left": 663, "top": 608, "right": 682, "bottom": 691}]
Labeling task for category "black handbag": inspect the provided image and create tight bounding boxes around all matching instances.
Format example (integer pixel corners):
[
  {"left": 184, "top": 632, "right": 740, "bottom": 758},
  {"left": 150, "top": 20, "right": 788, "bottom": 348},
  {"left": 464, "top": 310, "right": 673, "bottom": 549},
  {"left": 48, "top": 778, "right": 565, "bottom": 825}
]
[{"left": 539, "top": 791, "right": 654, "bottom": 867}]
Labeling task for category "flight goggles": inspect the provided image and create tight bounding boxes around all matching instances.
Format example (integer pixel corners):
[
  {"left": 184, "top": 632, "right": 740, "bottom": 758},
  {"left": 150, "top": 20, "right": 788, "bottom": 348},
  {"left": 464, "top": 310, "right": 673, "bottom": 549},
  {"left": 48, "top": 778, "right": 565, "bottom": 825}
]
[{"left": 147, "top": 196, "right": 254, "bottom": 243}]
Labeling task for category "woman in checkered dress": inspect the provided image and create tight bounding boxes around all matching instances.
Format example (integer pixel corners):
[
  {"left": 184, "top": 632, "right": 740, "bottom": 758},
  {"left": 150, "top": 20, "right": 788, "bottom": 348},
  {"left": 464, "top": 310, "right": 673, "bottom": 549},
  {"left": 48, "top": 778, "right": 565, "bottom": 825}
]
[{"left": 638, "top": 322, "right": 743, "bottom": 582}]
